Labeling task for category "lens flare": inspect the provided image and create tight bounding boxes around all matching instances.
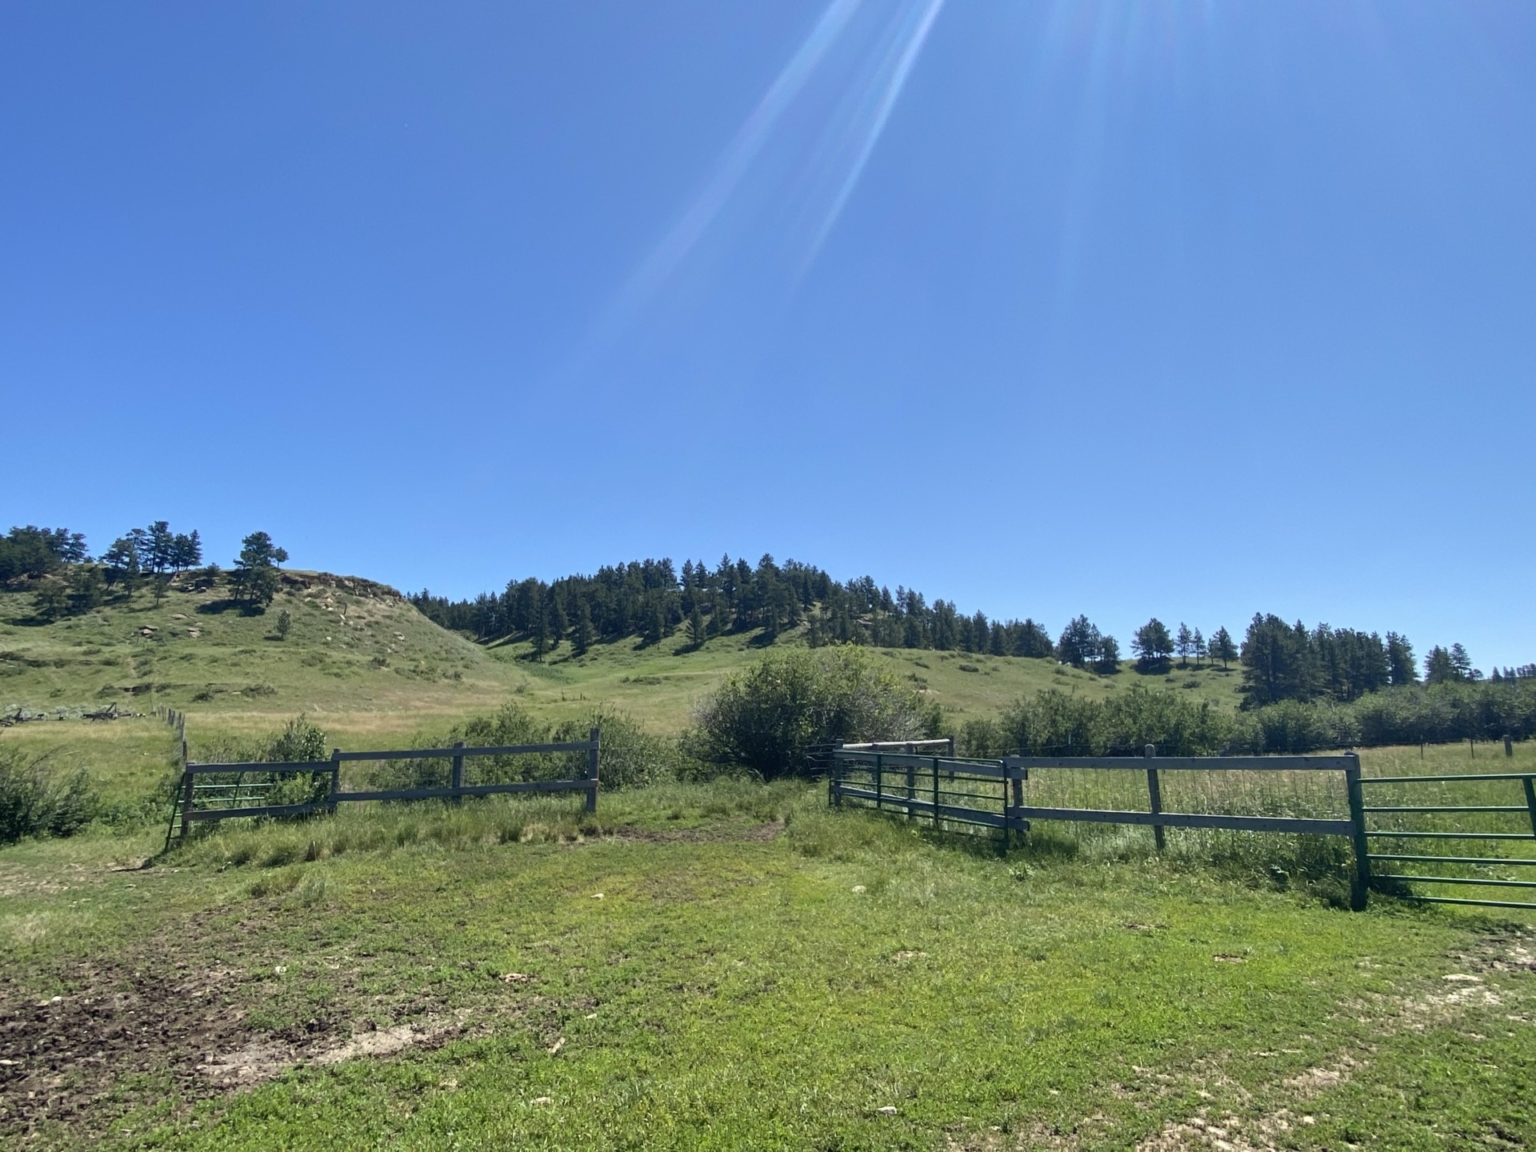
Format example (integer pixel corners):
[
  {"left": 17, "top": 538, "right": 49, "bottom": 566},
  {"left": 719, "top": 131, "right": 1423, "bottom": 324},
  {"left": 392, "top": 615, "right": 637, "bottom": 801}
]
[{"left": 603, "top": 0, "right": 947, "bottom": 338}]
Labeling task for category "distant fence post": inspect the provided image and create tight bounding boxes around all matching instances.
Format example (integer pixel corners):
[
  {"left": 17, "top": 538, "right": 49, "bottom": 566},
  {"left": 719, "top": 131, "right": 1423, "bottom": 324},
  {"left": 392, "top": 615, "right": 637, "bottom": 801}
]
[
  {"left": 1506, "top": 735, "right": 1515, "bottom": 758},
  {"left": 586, "top": 726, "right": 600, "bottom": 814},
  {"left": 905, "top": 750, "right": 916, "bottom": 820},
  {"left": 1144, "top": 744, "right": 1165, "bottom": 851},
  {"left": 451, "top": 741, "right": 465, "bottom": 805},
  {"left": 1344, "top": 752, "right": 1371, "bottom": 911},
  {"left": 1522, "top": 775, "right": 1536, "bottom": 841}
]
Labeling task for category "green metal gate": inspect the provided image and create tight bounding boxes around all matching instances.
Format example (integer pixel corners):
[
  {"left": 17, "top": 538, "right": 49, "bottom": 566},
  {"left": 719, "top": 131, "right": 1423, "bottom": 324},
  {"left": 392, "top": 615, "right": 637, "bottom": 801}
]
[{"left": 1358, "top": 770, "right": 1536, "bottom": 910}]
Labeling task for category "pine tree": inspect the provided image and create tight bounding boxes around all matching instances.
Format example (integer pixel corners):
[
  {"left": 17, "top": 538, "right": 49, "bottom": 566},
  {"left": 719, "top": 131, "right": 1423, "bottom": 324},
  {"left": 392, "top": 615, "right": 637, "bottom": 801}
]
[
  {"left": 1209, "top": 626, "right": 1237, "bottom": 669},
  {"left": 1449, "top": 643, "right": 1475, "bottom": 681},
  {"left": 147, "top": 521, "right": 175, "bottom": 574},
  {"left": 1424, "top": 645, "right": 1457, "bottom": 684},
  {"left": 101, "top": 538, "right": 140, "bottom": 589},
  {"left": 688, "top": 604, "right": 705, "bottom": 649},
  {"left": 232, "top": 531, "right": 288, "bottom": 608},
  {"left": 1132, "top": 619, "right": 1174, "bottom": 668},
  {"left": 1176, "top": 622, "right": 1193, "bottom": 667},
  {"left": 573, "top": 602, "right": 593, "bottom": 656},
  {"left": 531, "top": 606, "right": 550, "bottom": 660},
  {"left": 1094, "top": 634, "right": 1121, "bottom": 674},
  {"left": 1192, "top": 628, "right": 1206, "bottom": 668},
  {"left": 171, "top": 530, "right": 202, "bottom": 572},
  {"left": 67, "top": 565, "right": 106, "bottom": 614}
]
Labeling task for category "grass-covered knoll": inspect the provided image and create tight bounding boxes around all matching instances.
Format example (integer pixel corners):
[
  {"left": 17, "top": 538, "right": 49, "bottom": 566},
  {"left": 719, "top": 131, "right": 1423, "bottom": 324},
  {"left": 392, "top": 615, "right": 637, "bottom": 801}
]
[
  {"left": 0, "top": 574, "right": 1245, "bottom": 746},
  {"left": 0, "top": 572, "right": 510, "bottom": 728},
  {"left": 1, "top": 773, "right": 1532, "bottom": 1149}
]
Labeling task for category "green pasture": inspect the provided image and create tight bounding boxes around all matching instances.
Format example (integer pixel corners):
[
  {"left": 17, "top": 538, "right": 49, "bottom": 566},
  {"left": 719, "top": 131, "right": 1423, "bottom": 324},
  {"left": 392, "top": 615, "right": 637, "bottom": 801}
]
[
  {"left": 0, "top": 578, "right": 1244, "bottom": 747},
  {"left": 1, "top": 727, "right": 1534, "bottom": 1148}
]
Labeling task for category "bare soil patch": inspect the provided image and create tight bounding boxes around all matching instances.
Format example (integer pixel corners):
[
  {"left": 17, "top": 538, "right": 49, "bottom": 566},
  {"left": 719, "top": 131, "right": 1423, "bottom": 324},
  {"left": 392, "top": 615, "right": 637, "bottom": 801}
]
[{"left": 0, "top": 954, "right": 287, "bottom": 1137}]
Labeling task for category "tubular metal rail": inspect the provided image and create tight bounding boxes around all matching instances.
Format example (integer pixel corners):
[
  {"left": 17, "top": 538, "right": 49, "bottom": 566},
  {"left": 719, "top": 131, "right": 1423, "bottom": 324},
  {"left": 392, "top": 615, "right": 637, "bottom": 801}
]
[
  {"left": 830, "top": 747, "right": 1373, "bottom": 907},
  {"left": 171, "top": 730, "right": 601, "bottom": 838},
  {"left": 1359, "top": 771, "right": 1536, "bottom": 910}
]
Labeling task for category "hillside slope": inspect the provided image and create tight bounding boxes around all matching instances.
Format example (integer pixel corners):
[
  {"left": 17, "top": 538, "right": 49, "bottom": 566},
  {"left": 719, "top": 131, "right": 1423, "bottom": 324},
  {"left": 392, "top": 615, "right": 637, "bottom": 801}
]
[{"left": 1, "top": 570, "right": 1246, "bottom": 745}]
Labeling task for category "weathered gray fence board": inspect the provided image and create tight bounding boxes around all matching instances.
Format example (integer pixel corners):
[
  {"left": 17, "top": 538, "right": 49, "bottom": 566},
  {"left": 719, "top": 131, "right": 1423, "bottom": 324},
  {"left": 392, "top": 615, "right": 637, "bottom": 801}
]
[
  {"left": 332, "top": 740, "right": 596, "bottom": 762},
  {"left": 338, "top": 779, "right": 593, "bottom": 803}
]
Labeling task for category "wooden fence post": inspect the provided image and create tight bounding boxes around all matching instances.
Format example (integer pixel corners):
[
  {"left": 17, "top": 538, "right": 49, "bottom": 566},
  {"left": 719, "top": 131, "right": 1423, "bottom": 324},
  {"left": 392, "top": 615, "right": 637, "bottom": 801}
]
[
  {"left": 1344, "top": 753, "right": 1371, "bottom": 911},
  {"left": 451, "top": 741, "right": 465, "bottom": 806},
  {"left": 1522, "top": 774, "right": 1536, "bottom": 841},
  {"left": 875, "top": 754, "right": 884, "bottom": 812},
  {"left": 179, "top": 768, "right": 195, "bottom": 840},
  {"left": 932, "top": 757, "right": 941, "bottom": 830},
  {"left": 906, "top": 754, "right": 916, "bottom": 820},
  {"left": 1009, "top": 762, "right": 1025, "bottom": 844},
  {"left": 328, "top": 749, "right": 341, "bottom": 816},
  {"left": 1506, "top": 735, "right": 1515, "bottom": 758},
  {"left": 1144, "top": 744, "right": 1165, "bottom": 851},
  {"left": 586, "top": 726, "right": 600, "bottom": 814}
]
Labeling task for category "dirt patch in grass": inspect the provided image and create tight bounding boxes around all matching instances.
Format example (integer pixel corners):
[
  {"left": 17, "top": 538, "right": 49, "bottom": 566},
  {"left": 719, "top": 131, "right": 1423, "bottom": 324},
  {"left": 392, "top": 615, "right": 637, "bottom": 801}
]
[
  {"left": 0, "top": 954, "right": 287, "bottom": 1136},
  {"left": 0, "top": 910, "right": 504, "bottom": 1144}
]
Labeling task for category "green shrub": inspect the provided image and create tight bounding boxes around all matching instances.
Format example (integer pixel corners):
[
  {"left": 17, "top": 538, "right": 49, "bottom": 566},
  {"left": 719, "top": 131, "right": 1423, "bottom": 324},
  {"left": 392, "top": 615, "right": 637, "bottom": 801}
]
[
  {"left": 687, "top": 647, "right": 940, "bottom": 779},
  {"left": 0, "top": 747, "right": 98, "bottom": 843}
]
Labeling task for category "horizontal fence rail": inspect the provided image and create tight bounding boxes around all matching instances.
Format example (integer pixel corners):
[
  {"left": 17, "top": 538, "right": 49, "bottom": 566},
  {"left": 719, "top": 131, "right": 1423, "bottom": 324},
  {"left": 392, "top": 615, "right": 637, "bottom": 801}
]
[
  {"left": 1358, "top": 771, "right": 1536, "bottom": 910},
  {"left": 175, "top": 730, "right": 601, "bottom": 838},
  {"left": 830, "top": 746, "right": 1374, "bottom": 908}
]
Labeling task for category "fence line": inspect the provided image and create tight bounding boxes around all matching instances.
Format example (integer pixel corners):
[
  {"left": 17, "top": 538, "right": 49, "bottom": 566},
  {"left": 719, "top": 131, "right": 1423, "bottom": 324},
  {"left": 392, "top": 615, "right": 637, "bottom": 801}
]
[
  {"left": 1358, "top": 770, "right": 1536, "bottom": 911},
  {"left": 831, "top": 746, "right": 1372, "bottom": 907},
  {"left": 171, "top": 728, "right": 601, "bottom": 839}
]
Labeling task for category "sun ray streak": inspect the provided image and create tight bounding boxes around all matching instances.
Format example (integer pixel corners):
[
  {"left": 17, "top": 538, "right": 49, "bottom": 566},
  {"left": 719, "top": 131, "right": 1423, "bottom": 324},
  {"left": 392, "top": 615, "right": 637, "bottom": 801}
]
[
  {"left": 802, "top": 0, "right": 946, "bottom": 270},
  {"left": 620, "top": 0, "right": 865, "bottom": 310}
]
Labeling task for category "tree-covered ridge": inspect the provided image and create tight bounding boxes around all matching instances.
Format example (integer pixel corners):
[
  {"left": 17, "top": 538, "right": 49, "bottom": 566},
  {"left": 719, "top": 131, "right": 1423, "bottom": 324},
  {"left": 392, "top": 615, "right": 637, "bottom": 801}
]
[
  {"left": 409, "top": 552, "right": 1533, "bottom": 707},
  {"left": 410, "top": 553, "right": 1059, "bottom": 660},
  {"left": 5, "top": 525, "right": 1531, "bottom": 711}
]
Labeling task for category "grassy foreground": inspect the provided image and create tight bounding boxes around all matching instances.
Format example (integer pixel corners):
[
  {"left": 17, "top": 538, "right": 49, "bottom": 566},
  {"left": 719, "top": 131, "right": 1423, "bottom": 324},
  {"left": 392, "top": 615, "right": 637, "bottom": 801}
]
[{"left": 2, "top": 771, "right": 1533, "bottom": 1149}]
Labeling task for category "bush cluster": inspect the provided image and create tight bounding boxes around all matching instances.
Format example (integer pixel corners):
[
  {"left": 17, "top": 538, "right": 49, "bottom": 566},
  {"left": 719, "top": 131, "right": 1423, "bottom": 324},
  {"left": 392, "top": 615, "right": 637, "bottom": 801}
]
[
  {"left": 0, "top": 747, "right": 97, "bottom": 844},
  {"left": 955, "top": 679, "right": 1536, "bottom": 758},
  {"left": 686, "top": 647, "right": 941, "bottom": 779}
]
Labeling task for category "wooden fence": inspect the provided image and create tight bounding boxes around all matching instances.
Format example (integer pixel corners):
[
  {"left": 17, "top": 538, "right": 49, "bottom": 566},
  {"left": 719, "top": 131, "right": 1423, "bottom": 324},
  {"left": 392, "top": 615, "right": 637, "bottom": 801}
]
[
  {"left": 830, "top": 745, "right": 1373, "bottom": 907},
  {"left": 171, "top": 728, "right": 600, "bottom": 839}
]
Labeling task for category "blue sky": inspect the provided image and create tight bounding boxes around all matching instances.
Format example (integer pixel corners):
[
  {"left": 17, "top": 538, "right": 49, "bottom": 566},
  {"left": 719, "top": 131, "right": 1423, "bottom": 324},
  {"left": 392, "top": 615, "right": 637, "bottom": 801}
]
[{"left": 3, "top": 2, "right": 1533, "bottom": 669}]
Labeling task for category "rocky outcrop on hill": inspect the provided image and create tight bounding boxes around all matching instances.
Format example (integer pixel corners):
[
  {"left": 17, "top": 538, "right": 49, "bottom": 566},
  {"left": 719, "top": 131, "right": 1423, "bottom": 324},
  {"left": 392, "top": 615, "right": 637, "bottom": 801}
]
[{"left": 277, "top": 571, "right": 404, "bottom": 602}]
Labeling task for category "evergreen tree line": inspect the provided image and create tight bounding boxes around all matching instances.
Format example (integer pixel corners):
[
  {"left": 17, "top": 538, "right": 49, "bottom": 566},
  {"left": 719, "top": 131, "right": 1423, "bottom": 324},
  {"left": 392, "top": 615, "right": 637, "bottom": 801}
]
[
  {"left": 410, "top": 554, "right": 1061, "bottom": 661},
  {"left": 410, "top": 555, "right": 1530, "bottom": 706},
  {"left": 1233, "top": 614, "right": 1529, "bottom": 709},
  {"left": 8, "top": 527, "right": 1529, "bottom": 712},
  {"left": 0, "top": 523, "right": 291, "bottom": 615},
  {"left": 0, "top": 522, "right": 202, "bottom": 585}
]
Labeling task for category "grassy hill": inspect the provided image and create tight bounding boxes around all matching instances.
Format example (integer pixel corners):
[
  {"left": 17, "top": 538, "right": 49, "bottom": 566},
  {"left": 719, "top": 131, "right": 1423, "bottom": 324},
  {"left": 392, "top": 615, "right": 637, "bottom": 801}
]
[{"left": 1, "top": 570, "right": 1246, "bottom": 752}]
